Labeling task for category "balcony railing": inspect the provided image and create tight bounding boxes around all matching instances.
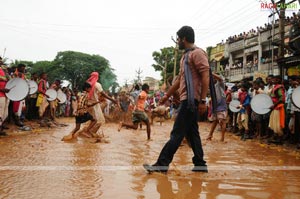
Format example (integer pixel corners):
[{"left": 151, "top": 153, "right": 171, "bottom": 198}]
[{"left": 224, "top": 63, "right": 279, "bottom": 82}]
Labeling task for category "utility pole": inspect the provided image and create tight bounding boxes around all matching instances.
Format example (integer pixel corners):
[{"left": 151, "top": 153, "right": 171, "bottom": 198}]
[
  {"left": 164, "top": 60, "right": 167, "bottom": 86},
  {"left": 173, "top": 45, "right": 178, "bottom": 80},
  {"left": 271, "top": 12, "right": 275, "bottom": 74},
  {"left": 270, "top": 0, "right": 298, "bottom": 76},
  {"left": 278, "top": 0, "right": 286, "bottom": 77},
  {"left": 157, "top": 63, "right": 167, "bottom": 86},
  {"left": 171, "top": 36, "right": 178, "bottom": 81}
]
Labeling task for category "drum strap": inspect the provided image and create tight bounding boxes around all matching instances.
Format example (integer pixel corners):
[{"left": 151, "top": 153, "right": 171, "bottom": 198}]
[{"left": 183, "top": 49, "right": 195, "bottom": 112}]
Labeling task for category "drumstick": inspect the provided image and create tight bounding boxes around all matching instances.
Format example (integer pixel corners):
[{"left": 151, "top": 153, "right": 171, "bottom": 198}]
[{"left": 7, "top": 85, "right": 16, "bottom": 90}]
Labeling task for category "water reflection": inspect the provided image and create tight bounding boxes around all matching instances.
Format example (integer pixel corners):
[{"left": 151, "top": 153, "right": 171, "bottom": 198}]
[
  {"left": 67, "top": 143, "right": 103, "bottom": 199},
  {"left": 147, "top": 174, "right": 203, "bottom": 199}
]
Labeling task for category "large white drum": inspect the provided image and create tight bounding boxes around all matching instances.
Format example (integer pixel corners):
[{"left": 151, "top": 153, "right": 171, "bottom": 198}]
[
  {"left": 45, "top": 89, "right": 57, "bottom": 101},
  {"left": 5, "top": 78, "right": 29, "bottom": 101},
  {"left": 57, "top": 89, "right": 67, "bottom": 104},
  {"left": 229, "top": 99, "right": 240, "bottom": 113},
  {"left": 251, "top": 93, "right": 273, "bottom": 115},
  {"left": 292, "top": 86, "right": 300, "bottom": 109},
  {"left": 27, "top": 80, "right": 38, "bottom": 95}
]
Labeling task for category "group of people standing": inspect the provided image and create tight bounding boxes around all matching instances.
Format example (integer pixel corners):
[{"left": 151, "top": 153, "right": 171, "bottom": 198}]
[
  {"left": 207, "top": 72, "right": 300, "bottom": 147},
  {"left": 0, "top": 60, "right": 37, "bottom": 135},
  {"left": 0, "top": 59, "right": 72, "bottom": 135}
]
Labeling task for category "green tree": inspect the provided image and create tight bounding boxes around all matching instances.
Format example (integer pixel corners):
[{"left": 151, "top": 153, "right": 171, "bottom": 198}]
[
  {"left": 11, "top": 60, "right": 34, "bottom": 70},
  {"left": 50, "top": 51, "right": 117, "bottom": 90},
  {"left": 32, "top": 61, "right": 53, "bottom": 76},
  {"left": 152, "top": 47, "right": 182, "bottom": 84},
  {"left": 100, "top": 67, "right": 118, "bottom": 91}
]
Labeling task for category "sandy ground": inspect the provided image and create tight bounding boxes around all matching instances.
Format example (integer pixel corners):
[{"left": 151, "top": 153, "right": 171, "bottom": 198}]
[{"left": 0, "top": 117, "right": 300, "bottom": 199}]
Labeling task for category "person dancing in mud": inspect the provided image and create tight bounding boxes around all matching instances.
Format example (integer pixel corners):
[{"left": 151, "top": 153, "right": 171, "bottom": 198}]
[
  {"left": 118, "top": 83, "right": 151, "bottom": 140},
  {"left": 78, "top": 72, "right": 119, "bottom": 138},
  {"left": 143, "top": 26, "right": 209, "bottom": 173},
  {"left": 62, "top": 82, "right": 100, "bottom": 140}
]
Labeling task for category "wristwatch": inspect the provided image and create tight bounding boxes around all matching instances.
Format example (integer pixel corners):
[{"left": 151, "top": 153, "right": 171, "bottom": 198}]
[{"left": 200, "top": 99, "right": 206, "bottom": 104}]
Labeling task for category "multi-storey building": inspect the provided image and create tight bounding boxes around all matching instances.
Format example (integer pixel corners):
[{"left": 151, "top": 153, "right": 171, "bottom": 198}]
[{"left": 207, "top": 21, "right": 296, "bottom": 82}]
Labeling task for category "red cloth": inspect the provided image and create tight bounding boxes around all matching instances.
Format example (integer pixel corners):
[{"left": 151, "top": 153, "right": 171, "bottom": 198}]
[
  {"left": 271, "top": 84, "right": 285, "bottom": 105},
  {"left": 278, "top": 104, "right": 285, "bottom": 129},
  {"left": 38, "top": 79, "right": 47, "bottom": 94},
  {"left": 238, "top": 91, "right": 247, "bottom": 104},
  {"left": 14, "top": 69, "right": 25, "bottom": 79},
  {"left": 13, "top": 101, "right": 20, "bottom": 113},
  {"left": 12, "top": 69, "right": 25, "bottom": 113},
  {"left": 225, "top": 90, "right": 232, "bottom": 104},
  {"left": 86, "top": 72, "right": 99, "bottom": 99},
  {"left": 0, "top": 68, "right": 7, "bottom": 97}
]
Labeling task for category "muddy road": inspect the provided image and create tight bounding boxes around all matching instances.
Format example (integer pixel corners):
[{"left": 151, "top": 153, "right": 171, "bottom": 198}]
[{"left": 0, "top": 118, "right": 300, "bottom": 199}]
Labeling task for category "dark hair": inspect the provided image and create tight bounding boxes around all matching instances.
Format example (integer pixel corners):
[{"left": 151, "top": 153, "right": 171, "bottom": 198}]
[
  {"left": 241, "top": 83, "right": 249, "bottom": 90},
  {"left": 141, "top": 83, "right": 149, "bottom": 91},
  {"left": 177, "top": 26, "right": 195, "bottom": 43},
  {"left": 231, "top": 85, "right": 238, "bottom": 92},
  {"left": 134, "top": 84, "right": 140, "bottom": 90},
  {"left": 255, "top": 77, "right": 265, "bottom": 85},
  {"left": 82, "top": 82, "right": 91, "bottom": 90},
  {"left": 253, "top": 79, "right": 261, "bottom": 85},
  {"left": 289, "top": 75, "right": 298, "bottom": 81},
  {"left": 273, "top": 75, "right": 281, "bottom": 80},
  {"left": 40, "top": 72, "right": 47, "bottom": 78},
  {"left": 17, "top": 63, "right": 26, "bottom": 69}
]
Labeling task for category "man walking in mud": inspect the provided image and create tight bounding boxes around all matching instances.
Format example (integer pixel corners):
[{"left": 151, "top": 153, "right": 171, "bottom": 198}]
[{"left": 144, "top": 25, "right": 210, "bottom": 173}]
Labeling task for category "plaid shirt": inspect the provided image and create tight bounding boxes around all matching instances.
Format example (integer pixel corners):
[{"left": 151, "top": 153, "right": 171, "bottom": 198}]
[{"left": 76, "top": 92, "right": 89, "bottom": 116}]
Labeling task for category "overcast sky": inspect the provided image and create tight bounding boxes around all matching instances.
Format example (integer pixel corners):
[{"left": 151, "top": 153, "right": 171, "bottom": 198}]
[{"left": 0, "top": 0, "right": 299, "bottom": 85}]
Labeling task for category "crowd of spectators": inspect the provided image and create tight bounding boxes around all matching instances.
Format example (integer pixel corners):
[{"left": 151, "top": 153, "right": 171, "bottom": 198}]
[{"left": 226, "top": 11, "right": 300, "bottom": 44}]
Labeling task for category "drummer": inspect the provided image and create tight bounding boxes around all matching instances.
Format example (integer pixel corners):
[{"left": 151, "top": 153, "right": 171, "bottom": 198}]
[
  {"left": 49, "top": 79, "right": 62, "bottom": 121},
  {"left": 36, "top": 72, "right": 49, "bottom": 119},
  {"left": 0, "top": 62, "right": 10, "bottom": 136},
  {"left": 250, "top": 79, "right": 266, "bottom": 138},
  {"left": 26, "top": 72, "right": 39, "bottom": 120},
  {"left": 264, "top": 74, "right": 274, "bottom": 95},
  {"left": 268, "top": 75, "right": 286, "bottom": 144},
  {"left": 236, "top": 83, "right": 251, "bottom": 140},
  {"left": 290, "top": 79, "right": 300, "bottom": 148},
  {"left": 12, "top": 63, "right": 27, "bottom": 127}
]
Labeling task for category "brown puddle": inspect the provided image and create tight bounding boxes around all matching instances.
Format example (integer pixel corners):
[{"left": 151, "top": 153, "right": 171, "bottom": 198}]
[{"left": 0, "top": 118, "right": 300, "bottom": 199}]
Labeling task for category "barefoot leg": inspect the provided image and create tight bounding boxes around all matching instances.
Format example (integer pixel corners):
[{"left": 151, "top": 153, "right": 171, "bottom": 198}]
[{"left": 118, "top": 122, "right": 123, "bottom": 132}]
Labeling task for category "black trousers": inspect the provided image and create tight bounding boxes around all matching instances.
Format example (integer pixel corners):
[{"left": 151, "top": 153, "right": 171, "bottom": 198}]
[{"left": 156, "top": 100, "right": 206, "bottom": 167}]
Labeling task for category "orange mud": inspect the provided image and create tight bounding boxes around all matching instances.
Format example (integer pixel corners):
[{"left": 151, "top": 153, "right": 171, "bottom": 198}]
[{"left": 0, "top": 118, "right": 300, "bottom": 199}]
